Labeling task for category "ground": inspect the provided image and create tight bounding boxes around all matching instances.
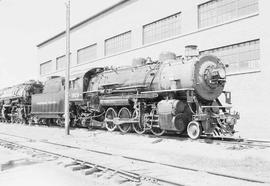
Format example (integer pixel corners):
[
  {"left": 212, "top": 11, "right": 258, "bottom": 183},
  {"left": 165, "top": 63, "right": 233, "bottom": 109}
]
[
  {"left": 0, "top": 148, "right": 114, "bottom": 186},
  {"left": 0, "top": 147, "right": 141, "bottom": 186},
  {"left": 0, "top": 123, "right": 269, "bottom": 186}
]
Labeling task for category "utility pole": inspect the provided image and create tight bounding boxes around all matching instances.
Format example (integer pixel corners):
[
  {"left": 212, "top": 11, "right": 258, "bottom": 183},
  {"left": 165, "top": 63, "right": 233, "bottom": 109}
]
[{"left": 64, "top": 0, "right": 70, "bottom": 135}]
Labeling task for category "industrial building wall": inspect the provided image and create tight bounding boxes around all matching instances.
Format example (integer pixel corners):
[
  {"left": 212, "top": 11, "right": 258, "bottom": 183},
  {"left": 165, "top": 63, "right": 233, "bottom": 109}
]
[{"left": 37, "top": 0, "right": 270, "bottom": 139}]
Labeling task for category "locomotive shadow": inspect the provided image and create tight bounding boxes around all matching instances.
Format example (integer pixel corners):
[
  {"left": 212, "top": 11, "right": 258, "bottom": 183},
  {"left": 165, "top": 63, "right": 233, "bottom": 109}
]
[{"left": 0, "top": 158, "right": 41, "bottom": 171}]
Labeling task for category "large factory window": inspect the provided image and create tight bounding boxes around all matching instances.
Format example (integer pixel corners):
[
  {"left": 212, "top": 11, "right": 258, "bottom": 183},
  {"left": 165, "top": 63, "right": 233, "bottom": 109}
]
[
  {"left": 77, "top": 44, "right": 97, "bottom": 64},
  {"left": 40, "top": 60, "right": 52, "bottom": 75},
  {"left": 198, "top": 0, "right": 259, "bottom": 28},
  {"left": 143, "top": 12, "right": 181, "bottom": 44},
  {"left": 200, "top": 39, "right": 260, "bottom": 74},
  {"left": 105, "top": 31, "right": 131, "bottom": 56},
  {"left": 56, "top": 55, "right": 66, "bottom": 70}
]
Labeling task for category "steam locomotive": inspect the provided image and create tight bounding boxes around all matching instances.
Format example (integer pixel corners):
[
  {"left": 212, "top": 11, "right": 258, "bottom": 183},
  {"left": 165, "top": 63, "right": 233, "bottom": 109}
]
[
  {"left": 0, "top": 46, "right": 239, "bottom": 139},
  {"left": 0, "top": 80, "right": 43, "bottom": 123}
]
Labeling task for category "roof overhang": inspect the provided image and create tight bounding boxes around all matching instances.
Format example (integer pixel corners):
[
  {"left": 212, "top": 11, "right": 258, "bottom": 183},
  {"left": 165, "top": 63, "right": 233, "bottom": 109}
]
[{"left": 37, "top": 0, "right": 133, "bottom": 48}]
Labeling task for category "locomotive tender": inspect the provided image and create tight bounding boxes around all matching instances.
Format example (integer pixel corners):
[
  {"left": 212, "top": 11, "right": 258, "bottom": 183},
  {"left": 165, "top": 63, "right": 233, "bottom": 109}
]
[{"left": 0, "top": 46, "right": 239, "bottom": 139}]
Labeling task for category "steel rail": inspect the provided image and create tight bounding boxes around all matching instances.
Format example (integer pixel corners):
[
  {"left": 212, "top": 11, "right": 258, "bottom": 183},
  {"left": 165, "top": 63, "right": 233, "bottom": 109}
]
[
  {"left": 4, "top": 122, "right": 270, "bottom": 148},
  {"left": 0, "top": 137, "right": 187, "bottom": 186},
  {"left": 0, "top": 138, "right": 141, "bottom": 182},
  {"left": 0, "top": 131, "right": 268, "bottom": 184},
  {"left": 2, "top": 122, "right": 270, "bottom": 148}
]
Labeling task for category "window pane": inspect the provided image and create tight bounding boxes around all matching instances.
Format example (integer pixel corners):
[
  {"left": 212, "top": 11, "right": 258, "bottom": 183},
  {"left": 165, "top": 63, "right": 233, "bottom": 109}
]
[
  {"left": 105, "top": 31, "right": 131, "bottom": 56},
  {"left": 77, "top": 44, "right": 97, "bottom": 64},
  {"left": 200, "top": 39, "right": 260, "bottom": 74},
  {"left": 143, "top": 13, "right": 181, "bottom": 44},
  {"left": 56, "top": 55, "right": 66, "bottom": 70},
  {"left": 40, "top": 60, "right": 52, "bottom": 75},
  {"left": 198, "top": 0, "right": 258, "bottom": 28}
]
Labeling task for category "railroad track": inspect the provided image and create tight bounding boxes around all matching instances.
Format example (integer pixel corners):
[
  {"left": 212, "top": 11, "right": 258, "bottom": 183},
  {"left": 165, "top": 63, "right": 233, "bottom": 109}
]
[
  {"left": 0, "top": 139, "right": 141, "bottom": 182},
  {"left": 1, "top": 122, "right": 270, "bottom": 149},
  {"left": 0, "top": 137, "right": 182, "bottom": 186},
  {"left": 151, "top": 134, "right": 270, "bottom": 148},
  {"left": 0, "top": 131, "right": 268, "bottom": 186}
]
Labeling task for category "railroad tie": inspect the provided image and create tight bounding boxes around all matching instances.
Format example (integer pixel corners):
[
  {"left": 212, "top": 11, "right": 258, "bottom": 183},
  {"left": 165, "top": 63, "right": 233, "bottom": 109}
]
[
  {"left": 70, "top": 164, "right": 89, "bottom": 171},
  {"left": 0, "top": 161, "right": 13, "bottom": 171},
  {"left": 83, "top": 166, "right": 99, "bottom": 175},
  {"left": 64, "top": 161, "right": 80, "bottom": 167}
]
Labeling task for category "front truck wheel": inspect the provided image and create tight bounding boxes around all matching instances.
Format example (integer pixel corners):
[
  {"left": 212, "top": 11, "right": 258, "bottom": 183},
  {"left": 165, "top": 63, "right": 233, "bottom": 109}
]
[{"left": 187, "top": 121, "right": 202, "bottom": 139}]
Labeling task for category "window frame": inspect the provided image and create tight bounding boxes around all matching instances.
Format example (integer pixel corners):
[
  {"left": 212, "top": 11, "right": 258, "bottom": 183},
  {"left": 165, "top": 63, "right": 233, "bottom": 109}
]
[
  {"left": 198, "top": 0, "right": 259, "bottom": 29},
  {"left": 200, "top": 39, "right": 260, "bottom": 75},
  {"left": 40, "top": 60, "right": 52, "bottom": 75},
  {"left": 77, "top": 43, "right": 97, "bottom": 64},
  {"left": 142, "top": 12, "right": 181, "bottom": 45},
  {"left": 104, "top": 31, "right": 132, "bottom": 56},
  {"left": 56, "top": 55, "right": 66, "bottom": 71}
]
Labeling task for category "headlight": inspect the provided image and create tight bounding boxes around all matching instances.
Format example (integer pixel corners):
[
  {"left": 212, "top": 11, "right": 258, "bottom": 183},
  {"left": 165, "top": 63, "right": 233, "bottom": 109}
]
[{"left": 218, "top": 68, "right": 226, "bottom": 79}]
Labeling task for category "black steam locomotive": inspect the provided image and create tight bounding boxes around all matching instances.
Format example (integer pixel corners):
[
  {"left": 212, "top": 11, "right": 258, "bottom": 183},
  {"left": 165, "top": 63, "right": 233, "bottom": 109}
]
[
  {"left": 0, "top": 80, "right": 43, "bottom": 123},
  {"left": 0, "top": 47, "right": 239, "bottom": 139}
]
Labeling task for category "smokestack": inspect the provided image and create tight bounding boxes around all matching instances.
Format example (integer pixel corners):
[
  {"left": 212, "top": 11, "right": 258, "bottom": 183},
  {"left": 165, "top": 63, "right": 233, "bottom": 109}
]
[{"left": 185, "top": 45, "right": 199, "bottom": 58}]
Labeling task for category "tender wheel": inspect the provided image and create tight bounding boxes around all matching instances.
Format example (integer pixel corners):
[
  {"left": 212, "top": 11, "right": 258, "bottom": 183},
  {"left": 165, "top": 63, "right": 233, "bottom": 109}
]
[
  {"left": 38, "top": 119, "right": 45, "bottom": 125},
  {"left": 187, "top": 121, "right": 202, "bottom": 139},
  {"left": 70, "top": 118, "right": 78, "bottom": 128},
  {"left": 105, "top": 108, "right": 117, "bottom": 132},
  {"left": 29, "top": 116, "right": 37, "bottom": 126},
  {"left": 15, "top": 118, "right": 23, "bottom": 124},
  {"left": 56, "top": 118, "right": 65, "bottom": 127},
  {"left": 132, "top": 110, "right": 146, "bottom": 135},
  {"left": 118, "top": 107, "right": 132, "bottom": 133},
  {"left": 150, "top": 109, "right": 165, "bottom": 136},
  {"left": 21, "top": 119, "right": 26, "bottom": 125},
  {"left": 13, "top": 118, "right": 19, "bottom": 124}
]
